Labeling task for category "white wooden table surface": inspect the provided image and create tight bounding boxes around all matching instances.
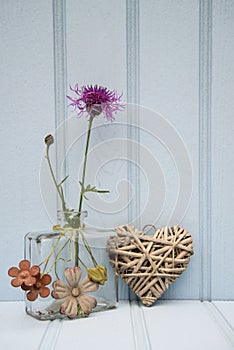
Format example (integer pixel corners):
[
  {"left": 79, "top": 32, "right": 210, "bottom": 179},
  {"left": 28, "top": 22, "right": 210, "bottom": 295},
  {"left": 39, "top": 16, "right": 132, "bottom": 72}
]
[{"left": 0, "top": 300, "right": 233, "bottom": 350}]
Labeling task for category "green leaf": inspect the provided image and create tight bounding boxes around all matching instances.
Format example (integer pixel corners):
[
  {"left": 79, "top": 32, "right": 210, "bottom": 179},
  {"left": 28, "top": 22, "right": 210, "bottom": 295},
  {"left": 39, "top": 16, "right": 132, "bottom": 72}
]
[
  {"left": 58, "top": 175, "right": 69, "bottom": 187},
  {"left": 88, "top": 187, "right": 110, "bottom": 194}
]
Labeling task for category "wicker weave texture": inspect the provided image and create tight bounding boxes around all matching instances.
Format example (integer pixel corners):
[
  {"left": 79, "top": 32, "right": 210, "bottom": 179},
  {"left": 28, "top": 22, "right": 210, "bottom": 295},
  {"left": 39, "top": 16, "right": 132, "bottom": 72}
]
[{"left": 108, "top": 225, "right": 193, "bottom": 306}]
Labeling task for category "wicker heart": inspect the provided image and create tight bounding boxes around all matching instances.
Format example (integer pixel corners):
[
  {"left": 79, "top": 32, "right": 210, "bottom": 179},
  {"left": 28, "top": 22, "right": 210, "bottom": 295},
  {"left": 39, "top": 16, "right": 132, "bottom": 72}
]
[{"left": 108, "top": 225, "right": 193, "bottom": 306}]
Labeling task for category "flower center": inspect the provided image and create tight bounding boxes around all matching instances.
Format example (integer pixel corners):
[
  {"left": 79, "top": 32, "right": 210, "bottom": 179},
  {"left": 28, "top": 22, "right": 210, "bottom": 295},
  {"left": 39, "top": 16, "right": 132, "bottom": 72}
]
[
  {"left": 34, "top": 282, "right": 42, "bottom": 290},
  {"left": 71, "top": 287, "right": 80, "bottom": 297},
  {"left": 19, "top": 270, "right": 30, "bottom": 279}
]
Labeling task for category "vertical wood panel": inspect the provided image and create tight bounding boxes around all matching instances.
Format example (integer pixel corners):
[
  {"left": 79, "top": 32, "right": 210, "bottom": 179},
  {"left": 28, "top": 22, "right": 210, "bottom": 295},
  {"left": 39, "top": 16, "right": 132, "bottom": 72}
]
[
  {"left": 53, "top": 0, "right": 68, "bottom": 212},
  {"left": 54, "top": 302, "right": 135, "bottom": 350},
  {"left": 0, "top": 0, "right": 55, "bottom": 300},
  {"left": 1, "top": 0, "right": 234, "bottom": 304},
  {"left": 199, "top": 0, "right": 212, "bottom": 301},
  {"left": 140, "top": 0, "right": 199, "bottom": 298},
  {"left": 211, "top": 0, "right": 234, "bottom": 300},
  {"left": 126, "top": 0, "right": 140, "bottom": 301},
  {"left": 65, "top": 0, "right": 127, "bottom": 224},
  {"left": 0, "top": 302, "right": 49, "bottom": 350},
  {"left": 66, "top": 0, "right": 128, "bottom": 298},
  {"left": 142, "top": 301, "right": 234, "bottom": 350},
  {"left": 126, "top": 0, "right": 140, "bottom": 228}
]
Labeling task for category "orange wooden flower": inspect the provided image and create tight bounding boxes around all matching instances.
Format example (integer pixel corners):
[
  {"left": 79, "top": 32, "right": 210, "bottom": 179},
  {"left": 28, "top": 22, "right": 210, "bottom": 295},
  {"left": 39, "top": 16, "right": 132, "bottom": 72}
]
[
  {"left": 8, "top": 260, "right": 40, "bottom": 288},
  {"left": 22, "top": 274, "right": 52, "bottom": 301}
]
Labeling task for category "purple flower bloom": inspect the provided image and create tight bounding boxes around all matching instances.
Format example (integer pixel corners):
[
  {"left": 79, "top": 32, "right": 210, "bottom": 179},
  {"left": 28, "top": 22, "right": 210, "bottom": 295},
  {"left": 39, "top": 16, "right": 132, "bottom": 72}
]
[{"left": 67, "top": 84, "right": 125, "bottom": 121}]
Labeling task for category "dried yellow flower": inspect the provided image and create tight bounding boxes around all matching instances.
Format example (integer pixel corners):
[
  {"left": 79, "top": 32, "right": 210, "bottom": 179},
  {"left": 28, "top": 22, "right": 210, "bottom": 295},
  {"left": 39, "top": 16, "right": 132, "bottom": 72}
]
[
  {"left": 52, "top": 225, "right": 61, "bottom": 231},
  {"left": 87, "top": 265, "right": 108, "bottom": 285}
]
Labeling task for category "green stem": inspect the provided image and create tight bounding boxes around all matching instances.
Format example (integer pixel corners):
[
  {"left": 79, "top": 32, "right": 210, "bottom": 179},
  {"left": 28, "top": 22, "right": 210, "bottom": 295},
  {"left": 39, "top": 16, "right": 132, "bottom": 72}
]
[
  {"left": 75, "top": 117, "right": 93, "bottom": 266},
  {"left": 78, "top": 117, "right": 93, "bottom": 213},
  {"left": 74, "top": 230, "right": 79, "bottom": 267},
  {"left": 80, "top": 230, "right": 98, "bottom": 267},
  {"left": 53, "top": 232, "right": 87, "bottom": 278},
  {"left": 46, "top": 145, "right": 67, "bottom": 212}
]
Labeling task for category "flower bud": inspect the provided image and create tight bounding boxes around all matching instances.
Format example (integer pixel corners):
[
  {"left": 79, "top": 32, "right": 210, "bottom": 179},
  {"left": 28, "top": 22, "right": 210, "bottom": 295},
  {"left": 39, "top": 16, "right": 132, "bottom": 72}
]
[
  {"left": 44, "top": 134, "right": 54, "bottom": 146},
  {"left": 52, "top": 225, "right": 61, "bottom": 231},
  {"left": 87, "top": 105, "right": 102, "bottom": 118},
  {"left": 87, "top": 265, "right": 108, "bottom": 285}
]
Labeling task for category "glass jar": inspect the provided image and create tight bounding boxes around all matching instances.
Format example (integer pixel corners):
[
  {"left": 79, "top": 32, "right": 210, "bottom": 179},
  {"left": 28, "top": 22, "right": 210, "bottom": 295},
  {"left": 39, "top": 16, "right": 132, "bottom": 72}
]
[{"left": 24, "top": 211, "right": 117, "bottom": 320}]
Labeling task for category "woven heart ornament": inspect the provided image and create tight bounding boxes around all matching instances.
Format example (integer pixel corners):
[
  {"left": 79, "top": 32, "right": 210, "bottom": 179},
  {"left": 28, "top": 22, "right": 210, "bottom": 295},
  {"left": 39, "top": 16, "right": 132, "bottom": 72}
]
[{"left": 108, "top": 225, "right": 193, "bottom": 306}]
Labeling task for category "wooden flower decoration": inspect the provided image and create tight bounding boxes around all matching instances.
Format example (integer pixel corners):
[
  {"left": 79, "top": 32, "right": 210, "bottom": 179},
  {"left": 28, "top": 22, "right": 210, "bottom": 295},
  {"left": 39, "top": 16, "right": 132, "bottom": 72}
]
[
  {"left": 21, "top": 274, "right": 52, "bottom": 301},
  {"left": 8, "top": 260, "right": 40, "bottom": 287},
  {"left": 87, "top": 265, "right": 108, "bottom": 285},
  {"left": 8, "top": 259, "right": 52, "bottom": 301},
  {"left": 52, "top": 266, "right": 99, "bottom": 318}
]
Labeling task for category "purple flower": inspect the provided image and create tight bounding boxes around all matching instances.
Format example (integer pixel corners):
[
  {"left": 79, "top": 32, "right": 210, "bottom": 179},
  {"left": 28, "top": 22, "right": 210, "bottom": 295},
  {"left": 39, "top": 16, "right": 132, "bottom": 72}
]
[{"left": 67, "top": 84, "right": 125, "bottom": 121}]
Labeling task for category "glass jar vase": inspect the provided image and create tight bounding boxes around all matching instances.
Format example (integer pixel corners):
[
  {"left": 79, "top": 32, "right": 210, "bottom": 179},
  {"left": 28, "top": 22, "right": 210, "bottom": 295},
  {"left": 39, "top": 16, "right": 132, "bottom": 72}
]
[{"left": 24, "top": 211, "right": 117, "bottom": 320}]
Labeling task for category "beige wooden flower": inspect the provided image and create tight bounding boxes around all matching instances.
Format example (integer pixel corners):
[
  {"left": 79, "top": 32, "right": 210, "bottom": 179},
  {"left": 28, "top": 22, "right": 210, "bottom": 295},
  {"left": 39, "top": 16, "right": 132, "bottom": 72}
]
[{"left": 52, "top": 266, "right": 99, "bottom": 318}]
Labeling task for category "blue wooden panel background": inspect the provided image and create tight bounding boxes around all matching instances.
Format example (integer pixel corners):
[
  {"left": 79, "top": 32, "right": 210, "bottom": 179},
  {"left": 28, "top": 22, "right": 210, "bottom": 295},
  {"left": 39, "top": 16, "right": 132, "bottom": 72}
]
[{"left": 1, "top": 0, "right": 233, "bottom": 301}]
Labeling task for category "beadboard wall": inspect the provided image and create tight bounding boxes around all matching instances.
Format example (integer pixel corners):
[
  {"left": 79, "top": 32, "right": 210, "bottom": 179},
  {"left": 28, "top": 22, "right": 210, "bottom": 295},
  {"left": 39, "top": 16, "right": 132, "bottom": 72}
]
[{"left": 0, "top": 0, "right": 233, "bottom": 302}]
